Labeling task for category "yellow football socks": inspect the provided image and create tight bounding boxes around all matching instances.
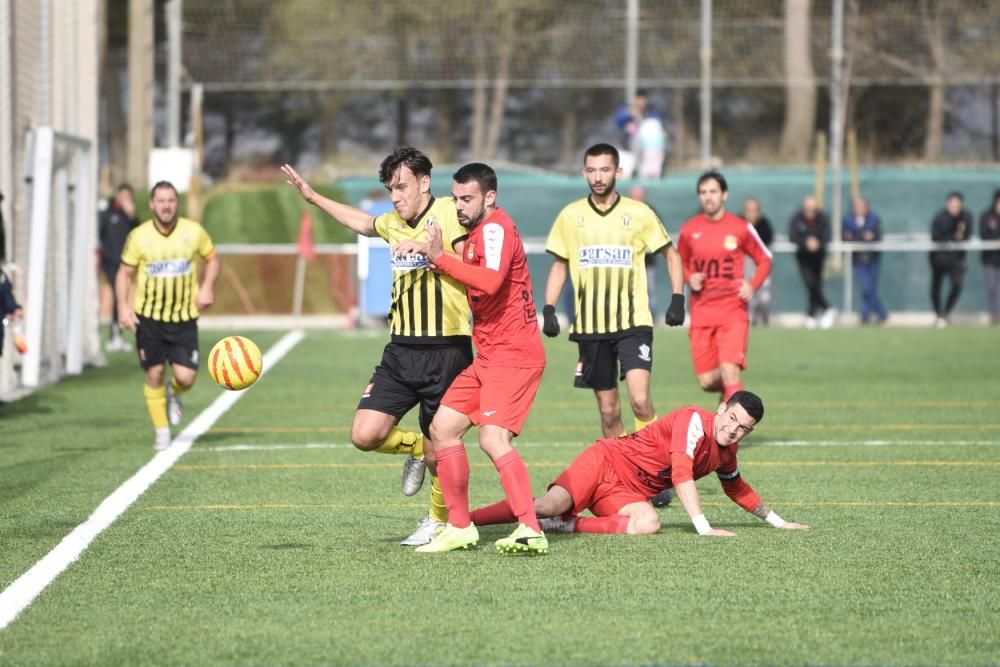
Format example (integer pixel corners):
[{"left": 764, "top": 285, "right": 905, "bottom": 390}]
[
  {"left": 429, "top": 475, "right": 448, "bottom": 523},
  {"left": 170, "top": 376, "right": 191, "bottom": 396},
  {"left": 143, "top": 384, "right": 168, "bottom": 429},
  {"left": 634, "top": 414, "right": 658, "bottom": 433},
  {"left": 374, "top": 427, "right": 424, "bottom": 457}
]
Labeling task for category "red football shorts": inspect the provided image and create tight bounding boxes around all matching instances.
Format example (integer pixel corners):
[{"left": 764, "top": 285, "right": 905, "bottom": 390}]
[
  {"left": 688, "top": 320, "right": 749, "bottom": 375},
  {"left": 441, "top": 359, "right": 543, "bottom": 436},
  {"left": 550, "top": 444, "right": 648, "bottom": 517}
]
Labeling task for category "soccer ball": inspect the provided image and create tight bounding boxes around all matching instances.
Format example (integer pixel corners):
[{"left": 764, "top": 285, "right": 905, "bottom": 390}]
[{"left": 207, "top": 336, "right": 263, "bottom": 391}]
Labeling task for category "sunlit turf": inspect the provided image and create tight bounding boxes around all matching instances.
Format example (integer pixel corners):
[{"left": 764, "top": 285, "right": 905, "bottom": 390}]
[{"left": 0, "top": 326, "right": 998, "bottom": 666}]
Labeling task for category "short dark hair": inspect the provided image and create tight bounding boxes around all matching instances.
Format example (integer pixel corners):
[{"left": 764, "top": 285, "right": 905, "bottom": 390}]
[
  {"left": 727, "top": 390, "right": 764, "bottom": 423},
  {"left": 993, "top": 189, "right": 1000, "bottom": 206},
  {"left": 947, "top": 191, "right": 964, "bottom": 202},
  {"left": 116, "top": 183, "right": 134, "bottom": 195},
  {"left": 378, "top": 147, "right": 433, "bottom": 185},
  {"left": 584, "top": 143, "right": 620, "bottom": 168},
  {"left": 696, "top": 170, "right": 728, "bottom": 193},
  {"left": 149, "top": 181, "right": 178, "bottom": 199},
  {"left": 452, "top": 162, "right": 497, "bottom": 195}
]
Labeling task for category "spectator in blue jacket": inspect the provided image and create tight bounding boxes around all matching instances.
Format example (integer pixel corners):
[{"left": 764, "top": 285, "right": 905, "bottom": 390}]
[{"left": 843, "top": 196, "right": 888, "bottom": 324}]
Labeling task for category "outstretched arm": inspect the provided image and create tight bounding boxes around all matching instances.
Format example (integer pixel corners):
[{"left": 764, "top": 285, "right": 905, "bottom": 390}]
[
  {"left": 718, "top": 469, "right": 810, "bottom": 530},
  {"left": 282, "top": 164, "right": 378, "bottom": 237},
  {"left": 748, "top": 502, "right": 810, "bottom": 530},
  {"left": 674, "top": 479, "right": 735, "bottom": 537}
]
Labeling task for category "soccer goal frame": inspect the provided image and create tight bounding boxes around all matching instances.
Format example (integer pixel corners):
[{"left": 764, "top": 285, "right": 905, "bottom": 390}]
[{"left": 18, "top": 127, "right": 97, "bottom": 389}]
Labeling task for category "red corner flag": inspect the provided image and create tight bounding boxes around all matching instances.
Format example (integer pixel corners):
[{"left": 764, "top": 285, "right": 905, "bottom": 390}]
[{"left": 297, "top": 209, "right": 316, "bottom": 260}]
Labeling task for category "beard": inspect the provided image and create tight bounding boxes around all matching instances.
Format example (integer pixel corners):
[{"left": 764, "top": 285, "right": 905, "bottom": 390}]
[{"left": 589, "top": 176, "right": 617, "bottom": 197}]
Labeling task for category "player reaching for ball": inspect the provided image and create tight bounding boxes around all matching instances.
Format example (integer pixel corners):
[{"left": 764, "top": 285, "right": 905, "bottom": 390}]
[
  {"left": 116, "top": 181, "right": 221, "bottom": 451},
  {"left": 283, "top": 148, "right": 473, "bottom": 547},
  {"left": 470, "top": 391, "right": 809, "bottom": 538},
  {"left": 393, "top": 163, "right": 548, "bottom": 555}
]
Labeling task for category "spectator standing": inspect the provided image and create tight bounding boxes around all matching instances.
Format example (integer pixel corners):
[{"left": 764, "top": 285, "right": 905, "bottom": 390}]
[
  {"left": 842, "top": 196, "right": 888, "bottom": 325},
  {"left": 741, "top": 198, "right": 774, "bottom": 326},
  {"left": 929, "top": 192, "right": 972, "bottom": 327},
  {"left": 979, "top": 189, "right": 1000, "bottom": 325},
  {"left": 99, "top": 184, "right": 138, "bottom": 351},
  {"left": 789, "top": 195, "right": 834, "bottom": 329},
  {"left": 1, "top": 267, "right": 25, "bottom": 356}
]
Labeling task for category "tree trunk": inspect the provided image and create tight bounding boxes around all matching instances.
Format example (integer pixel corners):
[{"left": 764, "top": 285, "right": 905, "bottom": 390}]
[
  {"left": 470, "top": 59, "right": 488, "bottom": 159},
  {"left": 319, "top": 92, "right": 339, "bottom": 160},
  {"left": 779, "top": 0, "right": 817, "bottom": 161},
  {"left": 560, "top": 100, "right": 577, "bottom": 171},
  {"left": 672, "top": 84, "right": 686, "bottom": 167},
  {"left": 435, "top": 94, "right": 455, "bottom": 163},
  {"left": 483, "top": 10, "right": 514, "bottom": 159},
  {"left": 922, "top": 1, "right": 945, "bottom": 161}
]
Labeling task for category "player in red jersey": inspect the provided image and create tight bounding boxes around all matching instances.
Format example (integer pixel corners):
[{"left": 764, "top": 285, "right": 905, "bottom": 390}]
[
  {"left": 470, "top": 391, "right": 809, "bottom": 537},
  {"left": 677, "top": 171, "right": 772, "bottom": 401},
  {"left": 393, "top": 162, "right": 548, "bottom": 555}
]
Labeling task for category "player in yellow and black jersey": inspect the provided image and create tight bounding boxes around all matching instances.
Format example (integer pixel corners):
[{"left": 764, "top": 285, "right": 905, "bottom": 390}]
[
  {"left": 117, "top": 181, "right": 221, "bottom": 451},
  {"left": 282, "top": 148, "right": 472, "bottom": 547},
  {"left": 543, "top": 143, "right": 685, "bottom": 443}
]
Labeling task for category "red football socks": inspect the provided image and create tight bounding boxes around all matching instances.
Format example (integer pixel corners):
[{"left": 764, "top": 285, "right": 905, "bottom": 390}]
[
  {"left": 494, "top": 450, "right": 540, "bottom": 531},
  {"left": 574, "top": 515, "right": 630, "bottom": 534},
  {"left": 435, "top": 445, "right": 471, "bottom": 528},
  {"left": 470, "top": 499, "right": 517, "bottom": 526},
  {"left": 723, "top": 381, "right": 744, "bottom": 402}
]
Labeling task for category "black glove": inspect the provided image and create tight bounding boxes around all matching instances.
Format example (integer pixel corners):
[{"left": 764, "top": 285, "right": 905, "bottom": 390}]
[
  {"left": 542, "top": 304, "right": 560, "bottom": 337},
  {"left": 664, "top": 293, "right": 686, "bottom": 326}
]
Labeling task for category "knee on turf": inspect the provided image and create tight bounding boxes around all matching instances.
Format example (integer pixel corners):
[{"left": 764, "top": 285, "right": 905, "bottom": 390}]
[{"left": 627, "top": 513, "right": 661, "bottom": 535}]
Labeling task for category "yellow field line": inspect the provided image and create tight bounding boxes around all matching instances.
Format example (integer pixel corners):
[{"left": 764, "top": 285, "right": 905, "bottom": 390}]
[
  {"left": 172, "top": 460, "right": 999, "bottom": 472},
  {"left": 206, "top": 423, "right": 1000, "bottom": 434},
  {"left": 246, "top": 399, "right": 1000, "bottom": 411},
  {"left": 140, "top": 499, "right": 1000, "bottom": 512}
]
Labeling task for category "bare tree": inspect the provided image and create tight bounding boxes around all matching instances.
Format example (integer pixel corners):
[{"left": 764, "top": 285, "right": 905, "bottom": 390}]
[
  {"left": 921, "top": 0, "right": 946, "bottom": 161},
  {"left": 779, "top": 0, "right": 817, "bottom": 161}
]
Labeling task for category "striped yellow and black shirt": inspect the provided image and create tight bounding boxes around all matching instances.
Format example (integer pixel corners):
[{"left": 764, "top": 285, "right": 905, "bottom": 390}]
[
  {"left": 546, "top": 194, "right": 672, "bottom": 340},
  {"left": 374, "top": 196, "right": 471, "bottom": 343},
  {"left": 120, "top": 217, "right": 216, "bottom": 323}
]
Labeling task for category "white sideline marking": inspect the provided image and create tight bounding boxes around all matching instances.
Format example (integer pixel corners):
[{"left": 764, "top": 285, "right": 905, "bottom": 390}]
[
  {"left": 758, "top": 440, "right": 1000, "bottom": 447},
  {"left": 0, "top": 330, "right": 306, "bottom": 631}
]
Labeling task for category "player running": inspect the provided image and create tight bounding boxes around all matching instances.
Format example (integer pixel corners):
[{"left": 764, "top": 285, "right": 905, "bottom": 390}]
[
  {"left": 542, "top": 143, "right": 685, "bottom": 440},
  {"left": 470, "top": 391, "right": 809, "bottom": 537},
  {"left": 282, "top": 148, "right": 472, "bottom": 546},
  {"left": 677, "top": 171, "right": 772, "bottom": 402},
  {"left": 393, "top": 163, "right": 548, "bottom": 555},
  {"left": 116, "top": 181, "right": 221, "bottom": 450}
]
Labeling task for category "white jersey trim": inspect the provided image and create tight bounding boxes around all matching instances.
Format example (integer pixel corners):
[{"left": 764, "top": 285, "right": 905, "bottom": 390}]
[
  {"left": 745, "top": 221, "right": 773, "bottom": 259},
  {"left": 483, "top": 222, "right": 504, "bottom": 271},
  {"left": 685, "top": 412, "right": 705, "bottom": 459}
]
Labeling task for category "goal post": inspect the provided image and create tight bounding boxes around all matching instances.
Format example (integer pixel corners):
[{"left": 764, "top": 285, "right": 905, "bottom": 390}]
[{"left": 20, "top": 126, "right": 99, "bottom": 389}]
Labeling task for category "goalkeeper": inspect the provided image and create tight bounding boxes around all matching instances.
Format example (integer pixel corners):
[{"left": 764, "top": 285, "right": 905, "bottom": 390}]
[{"left": 471, "top": 391, "right": 809, "bottom": 537}]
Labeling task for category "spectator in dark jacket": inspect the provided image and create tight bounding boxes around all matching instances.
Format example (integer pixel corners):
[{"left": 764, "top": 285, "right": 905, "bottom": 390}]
[
  {"left": 99, "top": 184, "right": 138, "bottom": 351},
  {"left": 742, "top": 197, "right": 774, "bottom": 326},
  {"left": 929, "top": 192, "right": 972, "bottom": 327},
  {"left": 1, "top": 268, "right": 24, "bottom": 356},
  {"left": 789, "top": 195, "right": 834, "bottom": 328},
  {"left": 979, "top": 189, "right": 1000, "bottom": 325},
  {"left": 843, "top": 196, "right": 888, "bottom": 324}
]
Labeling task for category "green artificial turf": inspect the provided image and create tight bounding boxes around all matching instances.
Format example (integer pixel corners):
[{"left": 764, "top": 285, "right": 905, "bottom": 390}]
[{"left": 0, "top": 327, "right": 998, "bottom": 666}]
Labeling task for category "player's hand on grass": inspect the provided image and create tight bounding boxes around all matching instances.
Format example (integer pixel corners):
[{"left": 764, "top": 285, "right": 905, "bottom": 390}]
[
  {"left": 542, "top": 305, "right": 560, "bottom": 337},
  {"left": 664, "top": 293, "right": 685, "bottom": 326},
  {"left": 689, "top": 272, "right": 705, "bottom": 291},
  {"left": 703, "top": 528, "right": 736, "bottom": 537},
  {"left": 281, "top": 164, "right": 316, "bottom": 204},
  {"left": 777, "top": 521, "right": 810, "bottom": 530}
]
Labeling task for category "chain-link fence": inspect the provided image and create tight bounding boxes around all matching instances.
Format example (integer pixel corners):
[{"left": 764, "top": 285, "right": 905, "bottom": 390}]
[{"left": 103, "top": 0, "right": 1000, "bottom": 180}]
